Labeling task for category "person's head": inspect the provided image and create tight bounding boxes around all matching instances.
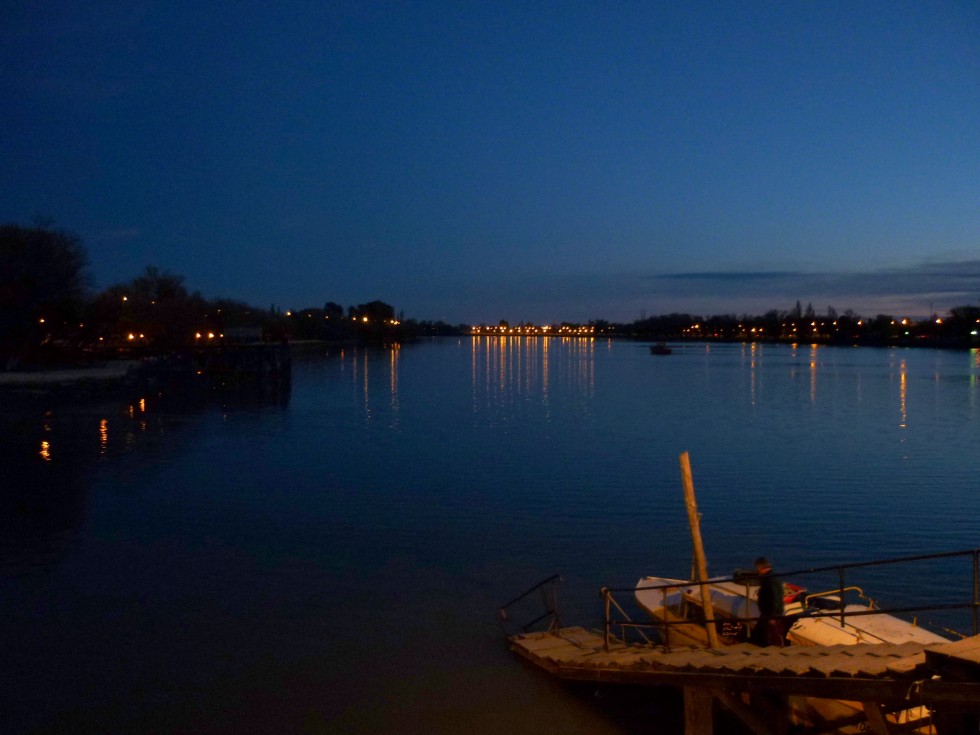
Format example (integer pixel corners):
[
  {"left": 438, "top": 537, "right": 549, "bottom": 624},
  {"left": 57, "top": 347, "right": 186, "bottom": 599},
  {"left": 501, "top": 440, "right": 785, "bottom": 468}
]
[{"left": 754, "top": 557, "right": 772, "bottom": 573}]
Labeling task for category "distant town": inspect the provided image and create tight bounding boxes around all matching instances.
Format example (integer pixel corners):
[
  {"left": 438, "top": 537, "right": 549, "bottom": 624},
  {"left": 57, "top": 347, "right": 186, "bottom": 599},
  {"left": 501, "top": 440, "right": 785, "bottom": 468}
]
[
  {"left": 2, "top": 223, "right": 979, "bottom": 372},
  {"left": 469, "top": 306, "right": 980, "bottom": 349}
]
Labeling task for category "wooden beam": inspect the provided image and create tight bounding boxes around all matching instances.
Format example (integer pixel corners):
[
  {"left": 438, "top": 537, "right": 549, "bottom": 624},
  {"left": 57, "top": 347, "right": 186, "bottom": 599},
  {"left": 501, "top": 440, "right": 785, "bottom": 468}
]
[
  {"left": 712, "top": 690, "right": 783, "bottom": 735},
  {"left": 684, "top": 687, "right": 714, "bottom": 735},
  {"left": 679, "top": 451, "right": 720, "bottom": 649},
  {"left": 861, "top": 702, "right": 891, "bottom": 735},
  {"left": 534, "top": 665, "right": 925, "bottom": 703},
  {"left": 920, "top": 679, "right": 980, "bottom": 708}
]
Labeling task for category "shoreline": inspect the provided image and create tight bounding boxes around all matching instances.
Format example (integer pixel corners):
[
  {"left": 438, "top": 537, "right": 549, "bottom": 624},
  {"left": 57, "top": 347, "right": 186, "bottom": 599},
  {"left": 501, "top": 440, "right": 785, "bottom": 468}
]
[{"left": 0, "top": 361, "right": 140, "bottom": 387}]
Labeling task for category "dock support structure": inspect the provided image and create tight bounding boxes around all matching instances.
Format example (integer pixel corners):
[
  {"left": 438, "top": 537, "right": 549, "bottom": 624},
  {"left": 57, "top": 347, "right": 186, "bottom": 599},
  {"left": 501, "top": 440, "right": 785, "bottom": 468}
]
[
  {"left": 860, "top": 702, "right": 890, "bottom": 735},
  {"left": 925, "top": 635, "right": 980, "bottom": 735},
  {"left": 683, "top": 687, "right": 714, "bottom": 735},
  {"left": 684, "top": 688, "right": 791, "bottom": 735}
]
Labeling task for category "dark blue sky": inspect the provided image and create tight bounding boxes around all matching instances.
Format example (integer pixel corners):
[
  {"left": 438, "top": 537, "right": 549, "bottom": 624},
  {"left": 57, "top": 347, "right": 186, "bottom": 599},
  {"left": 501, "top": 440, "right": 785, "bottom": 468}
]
[{"left": 3, "top": 2, "right": 978, "bottom": 322}]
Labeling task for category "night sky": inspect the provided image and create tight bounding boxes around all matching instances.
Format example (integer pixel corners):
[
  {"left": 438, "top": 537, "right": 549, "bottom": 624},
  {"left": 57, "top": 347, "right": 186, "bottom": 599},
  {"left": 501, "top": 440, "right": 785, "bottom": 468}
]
[{"left": 2, "top": 2, "right": 978, "bottom": 323}]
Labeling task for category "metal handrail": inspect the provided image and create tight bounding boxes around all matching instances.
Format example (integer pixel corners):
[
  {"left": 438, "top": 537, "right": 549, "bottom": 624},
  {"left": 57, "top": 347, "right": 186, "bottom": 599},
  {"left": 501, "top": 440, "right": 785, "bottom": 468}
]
[
  {"left": 498, "top": 573, "right": 562, "bottom": 636},
  {"left": 630, "top": 549, "right": 980, "bottom": 593},
  {"left": 804, "top": 586, "right": 869, "bottom": 607},
  {"left": 501, "top": 550, "right": 980, "bottom": 651},
  {"left": 623, "top": 548, "right": 980, "bottom": 642},
  {"left": 601, "top": 587, "right": 656, "bottom": 650}
]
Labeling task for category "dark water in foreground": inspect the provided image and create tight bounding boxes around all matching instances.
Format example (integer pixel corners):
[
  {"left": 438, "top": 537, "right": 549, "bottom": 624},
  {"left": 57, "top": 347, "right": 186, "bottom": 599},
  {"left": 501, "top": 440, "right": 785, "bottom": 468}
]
[{"left": 2, "top": 339, "right": 979, "bottom": 734}]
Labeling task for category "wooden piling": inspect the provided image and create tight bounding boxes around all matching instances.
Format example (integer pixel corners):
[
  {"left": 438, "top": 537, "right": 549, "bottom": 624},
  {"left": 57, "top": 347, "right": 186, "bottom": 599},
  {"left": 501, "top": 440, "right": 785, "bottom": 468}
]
[
  {"left": 679, "top": 451, "right": 720, "bottom": 649},
  {"left": 684, "top": 687, "right": 714, "bottom": 735}
]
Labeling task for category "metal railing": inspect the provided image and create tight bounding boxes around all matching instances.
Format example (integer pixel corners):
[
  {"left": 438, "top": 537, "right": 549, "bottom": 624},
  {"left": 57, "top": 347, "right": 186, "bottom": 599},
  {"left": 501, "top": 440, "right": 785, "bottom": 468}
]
[
  {"left": 612, "top": 548, "right": 980, "bottom": 652},
  {"left": 600, "top": 586, "right": 659, "bottom": 650},
  {"left": 498, "top": 573, "right": 563, "bottom": 637},
  {"left": 500, "top": 550, "right": 980, "bottom": 651}
]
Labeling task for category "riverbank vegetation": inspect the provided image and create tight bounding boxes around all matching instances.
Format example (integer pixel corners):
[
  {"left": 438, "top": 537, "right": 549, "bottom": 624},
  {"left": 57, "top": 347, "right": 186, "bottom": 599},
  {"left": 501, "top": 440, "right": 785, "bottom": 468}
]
[
  {"left": 3, "top": 223, "right": 978, "bottom": 370},
  {"left": 622, "top": 306, "right": 980, "bottom": 348},
  {"left": 1, "top": 223, "right": 449, "bottom": 371}
]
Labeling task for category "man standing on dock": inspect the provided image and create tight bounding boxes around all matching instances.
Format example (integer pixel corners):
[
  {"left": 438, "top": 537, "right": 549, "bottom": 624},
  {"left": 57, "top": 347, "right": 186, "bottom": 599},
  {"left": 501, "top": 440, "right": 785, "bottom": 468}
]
[{"left": 752, "top": 557, "right": 785, "bottom": 647}]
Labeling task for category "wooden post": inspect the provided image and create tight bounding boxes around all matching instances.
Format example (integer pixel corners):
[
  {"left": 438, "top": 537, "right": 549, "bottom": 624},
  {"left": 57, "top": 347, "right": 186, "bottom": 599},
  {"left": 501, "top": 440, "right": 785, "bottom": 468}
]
[
  {"left": 680, "top": 451, "right": 721, "bottom": 648},
  {"left": 713, "top": 690, "right": 783, "bottom": 735},
  {"left": 603, "top": 588, "right": 611, "bottom": 651},
  {"left": 684, "top": 686, "right": 714, "bottom": 735},
  {"left": 861, "top": 702, "right": 891, "bottom": 735}
]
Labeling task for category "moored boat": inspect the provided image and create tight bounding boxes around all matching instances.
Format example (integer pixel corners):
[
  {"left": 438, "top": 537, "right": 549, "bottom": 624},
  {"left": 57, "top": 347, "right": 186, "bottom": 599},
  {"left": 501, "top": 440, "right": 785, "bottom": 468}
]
[
  {"left": 635, "top": 574, "right": 949, "bottom": 732},
  {"left": 635, "top": 575, "right": 948, "bottom": 647}
]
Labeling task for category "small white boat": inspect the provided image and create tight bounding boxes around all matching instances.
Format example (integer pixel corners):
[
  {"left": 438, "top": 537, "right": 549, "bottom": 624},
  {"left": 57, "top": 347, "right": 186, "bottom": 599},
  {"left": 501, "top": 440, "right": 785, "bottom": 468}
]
[
  {"left": 636, "top": 574, "right": 949, "bottom": 732},
  {"left": 635, "top": 575, "right": 948, "bottom": 648}
]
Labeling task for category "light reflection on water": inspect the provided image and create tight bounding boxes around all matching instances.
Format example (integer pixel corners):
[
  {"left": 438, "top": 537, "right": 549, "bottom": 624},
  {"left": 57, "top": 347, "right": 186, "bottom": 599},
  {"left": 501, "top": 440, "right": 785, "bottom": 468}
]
[{"left": 1, "top": 339, "right": 979, "bottom": 734}]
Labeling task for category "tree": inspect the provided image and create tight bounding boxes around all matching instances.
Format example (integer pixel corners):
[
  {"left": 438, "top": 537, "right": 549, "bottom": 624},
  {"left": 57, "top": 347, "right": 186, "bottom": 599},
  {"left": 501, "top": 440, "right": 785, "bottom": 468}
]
[
  {"left": 86, "top": 266, "right": 207, "bottom": 349},
  {"left": 129, "top": 266, "right": 188, "bottom": 302},
  {"left": 353, "top": 300, "right": 396, "bottom": 323},
  {"left": 323, "top": 301, "right": 344, "bottom": 320},
  {"left": 0, "top": 223, "right": 90, "bottom": 369},
  {"left": 947, "top": 306, "right": 980, "bottom": 342},
  {"left": 347, "top": 300, "right": 404, "bottom": 342},
  {"left": 869, "top": 314, "right": 897, "bottom": 342}
]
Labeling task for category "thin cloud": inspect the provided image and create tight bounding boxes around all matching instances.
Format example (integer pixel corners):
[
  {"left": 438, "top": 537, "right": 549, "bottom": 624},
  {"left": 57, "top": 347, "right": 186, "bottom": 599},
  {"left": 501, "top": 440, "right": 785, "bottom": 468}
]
[
  {"left": 645, "top": 262, "right": 980, "bottom": 299},
  {"left": 419, "top": 261, "right": 980, "bottom": 323},
  {"left": 650, "top": 271, "right": 802, "bottom": 282},
  {"left": 618, "top": 261, "right": 978, "bottom": 319}
]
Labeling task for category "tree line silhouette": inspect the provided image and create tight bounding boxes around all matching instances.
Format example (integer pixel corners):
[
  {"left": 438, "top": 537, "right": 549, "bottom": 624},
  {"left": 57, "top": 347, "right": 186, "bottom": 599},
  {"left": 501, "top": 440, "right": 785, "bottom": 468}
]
[
  {"left": 2, "top": 223, "right": 978, "bottom": 370},
  {"left": 0, "top": 223, "right": 442, "bottom": 370}
]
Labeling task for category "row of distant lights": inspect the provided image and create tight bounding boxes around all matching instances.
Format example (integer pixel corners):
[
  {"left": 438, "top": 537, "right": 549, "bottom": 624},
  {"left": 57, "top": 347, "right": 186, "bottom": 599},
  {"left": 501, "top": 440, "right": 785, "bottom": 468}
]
[
  {"left": 470, "top": 325, "right": 595, "bottom": 335},
  {"left": 39, "top": 301, "right": 980, "bottom": 338},
  {"left": 683, "top": 317, "right": 980, "bottom": 335},
  {"left": 120, "top": 319, "right": 978, "bottom": 341},
  {"left": 284, "top": 311, "right": 400, "bottom": 325}
]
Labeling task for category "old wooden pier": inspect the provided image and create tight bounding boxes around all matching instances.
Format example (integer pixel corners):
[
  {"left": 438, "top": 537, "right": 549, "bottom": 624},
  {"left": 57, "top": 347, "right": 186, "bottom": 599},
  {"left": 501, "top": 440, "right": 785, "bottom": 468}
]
[
  {"left": 507, "top": 625, "right": 980, "bottom": 734},
  {"left": 137, "top": 343, "right": 291, "bottom": 393},
  {"left": 501, "top": 455, "right": 980, "bottom": 733}
]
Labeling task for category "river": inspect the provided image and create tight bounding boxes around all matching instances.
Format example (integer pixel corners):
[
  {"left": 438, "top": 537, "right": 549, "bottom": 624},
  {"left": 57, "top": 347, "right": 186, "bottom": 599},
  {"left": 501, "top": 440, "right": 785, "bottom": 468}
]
[{"left": 2, "top": 339, "right": 978, "bottom": 734}]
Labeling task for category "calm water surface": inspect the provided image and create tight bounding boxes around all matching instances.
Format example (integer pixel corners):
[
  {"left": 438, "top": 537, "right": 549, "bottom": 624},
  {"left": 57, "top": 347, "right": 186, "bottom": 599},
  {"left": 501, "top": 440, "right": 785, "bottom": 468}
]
[{"left": 2, "top": 339, "right": 979, "bottom": 733}]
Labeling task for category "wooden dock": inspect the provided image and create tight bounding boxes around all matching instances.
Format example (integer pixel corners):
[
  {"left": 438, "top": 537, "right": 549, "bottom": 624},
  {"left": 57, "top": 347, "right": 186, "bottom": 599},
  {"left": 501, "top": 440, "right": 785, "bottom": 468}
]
[
  {"left": 137, "top": 344, "right": 292, "bottom": 393},
  {"left": 501, "top": 470, "right": 980, "bottom": 734},
  {"left": 509, "top": 627, "right": 980, "bottom": 734}
]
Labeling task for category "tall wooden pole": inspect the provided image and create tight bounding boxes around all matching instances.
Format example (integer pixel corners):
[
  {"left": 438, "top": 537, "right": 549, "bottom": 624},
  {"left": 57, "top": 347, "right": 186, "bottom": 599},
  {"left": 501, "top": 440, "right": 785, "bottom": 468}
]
[{"left": 680, "top": 451, "right": 720, "bottom": 648}]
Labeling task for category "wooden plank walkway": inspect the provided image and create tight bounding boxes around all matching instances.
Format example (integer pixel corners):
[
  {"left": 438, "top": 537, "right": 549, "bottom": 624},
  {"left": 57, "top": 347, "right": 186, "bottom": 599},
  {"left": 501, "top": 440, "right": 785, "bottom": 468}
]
[
  {"left": 509, "top": 627, "right": 980, "bottom": 709},
  {"left": 926, "top": 634, "right": 980, "bottom": 671},
  {"left": 510, "top": 627, "right": 929, "bottom": 678}
]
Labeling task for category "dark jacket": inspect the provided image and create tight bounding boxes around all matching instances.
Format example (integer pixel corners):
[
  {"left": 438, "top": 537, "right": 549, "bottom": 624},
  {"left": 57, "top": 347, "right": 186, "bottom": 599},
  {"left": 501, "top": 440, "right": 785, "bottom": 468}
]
[{"left": 757, "top": 571, "right": 784, "bottom": 618}]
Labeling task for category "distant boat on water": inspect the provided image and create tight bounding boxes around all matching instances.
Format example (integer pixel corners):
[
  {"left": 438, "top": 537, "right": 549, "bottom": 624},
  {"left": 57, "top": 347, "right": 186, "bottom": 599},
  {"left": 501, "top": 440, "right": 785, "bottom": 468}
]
[{"left": 650, "top": 342, "right": 672, "bottom": 355}]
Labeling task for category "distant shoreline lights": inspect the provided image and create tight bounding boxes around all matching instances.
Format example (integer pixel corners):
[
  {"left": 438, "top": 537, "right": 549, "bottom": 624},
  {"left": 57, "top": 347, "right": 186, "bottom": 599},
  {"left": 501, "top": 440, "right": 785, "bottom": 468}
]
[{"left": 470, "top": 324, "right": 596, "bottom": 336}]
